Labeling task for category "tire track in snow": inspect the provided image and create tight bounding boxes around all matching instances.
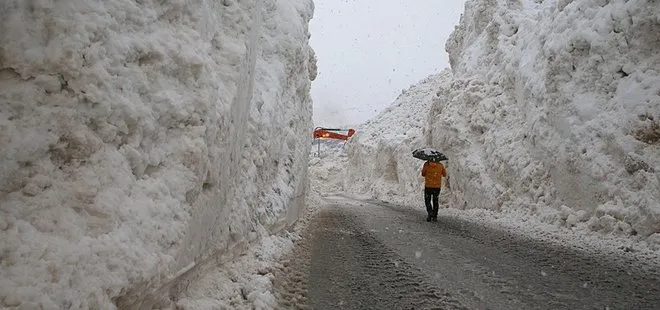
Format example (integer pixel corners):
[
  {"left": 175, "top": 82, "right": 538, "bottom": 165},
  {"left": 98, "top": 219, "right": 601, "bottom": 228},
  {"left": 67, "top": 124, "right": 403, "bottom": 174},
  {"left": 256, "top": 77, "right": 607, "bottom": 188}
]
[
  {"left": 272, "top": 221, "right": 312, "bottom": 310},
  {"left": 357, "top": 198, "right": 660, "bottom": 309},
  {"left": 274, "top": 198, "right": 660, "bottom": 309},
  {"left": 274, "top": 205, "right": 466, "bottom": 309}
]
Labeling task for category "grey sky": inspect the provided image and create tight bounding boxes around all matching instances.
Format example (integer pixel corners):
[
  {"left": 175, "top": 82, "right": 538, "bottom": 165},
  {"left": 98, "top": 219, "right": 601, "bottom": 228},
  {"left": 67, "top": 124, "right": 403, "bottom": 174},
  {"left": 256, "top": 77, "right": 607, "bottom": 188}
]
[{"left": 309, "top": 0, "right": 467, "bottom": 127}]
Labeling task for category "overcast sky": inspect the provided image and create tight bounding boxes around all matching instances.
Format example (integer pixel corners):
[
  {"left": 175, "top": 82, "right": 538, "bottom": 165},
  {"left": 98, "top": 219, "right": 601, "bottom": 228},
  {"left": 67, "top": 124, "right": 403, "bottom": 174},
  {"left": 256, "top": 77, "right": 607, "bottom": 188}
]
[{"left": 309, "top": 0, "right": 467, "bottom": 127}]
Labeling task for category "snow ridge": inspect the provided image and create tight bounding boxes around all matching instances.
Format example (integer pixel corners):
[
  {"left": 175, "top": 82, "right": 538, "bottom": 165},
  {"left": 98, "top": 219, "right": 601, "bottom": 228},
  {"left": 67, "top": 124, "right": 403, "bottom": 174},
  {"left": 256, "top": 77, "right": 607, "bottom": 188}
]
[{"left": 0, "top": 0, "right": 316, "bottom": 308}]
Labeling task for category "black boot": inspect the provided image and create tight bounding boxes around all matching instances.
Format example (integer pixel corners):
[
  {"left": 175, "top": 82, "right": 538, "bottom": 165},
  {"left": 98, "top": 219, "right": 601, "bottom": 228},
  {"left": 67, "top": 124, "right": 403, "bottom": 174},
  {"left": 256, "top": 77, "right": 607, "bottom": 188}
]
[{"left": 426, "top": 215, "right": 432, "bottom": 222}]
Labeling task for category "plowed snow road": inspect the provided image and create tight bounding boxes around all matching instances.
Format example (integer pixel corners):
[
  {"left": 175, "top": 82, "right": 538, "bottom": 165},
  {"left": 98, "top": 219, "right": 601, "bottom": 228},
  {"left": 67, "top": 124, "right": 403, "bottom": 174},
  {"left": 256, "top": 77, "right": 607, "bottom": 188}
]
[{"left": 273, "top": 196, "right": 660, "bottom": 310}]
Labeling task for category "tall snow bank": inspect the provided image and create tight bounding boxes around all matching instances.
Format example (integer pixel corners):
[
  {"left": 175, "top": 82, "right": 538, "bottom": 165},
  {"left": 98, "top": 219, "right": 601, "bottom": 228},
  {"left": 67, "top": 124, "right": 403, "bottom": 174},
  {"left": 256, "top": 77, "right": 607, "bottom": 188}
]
[
  {"left": 345, "top": 71, "right": 453, "bottom": 206},
  {"left": 433, "top": 0, "right": 660, "bottom": 240},
  {"left": 0, "top": 0, "right": 316, "bottom": 308}
]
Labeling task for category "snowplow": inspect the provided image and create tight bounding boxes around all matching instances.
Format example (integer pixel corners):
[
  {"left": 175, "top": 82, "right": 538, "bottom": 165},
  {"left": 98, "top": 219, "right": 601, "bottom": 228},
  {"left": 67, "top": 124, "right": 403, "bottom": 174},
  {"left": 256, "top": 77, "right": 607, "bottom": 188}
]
[{"left": 313, "top": 127, "right": 356, "bottom": 141}]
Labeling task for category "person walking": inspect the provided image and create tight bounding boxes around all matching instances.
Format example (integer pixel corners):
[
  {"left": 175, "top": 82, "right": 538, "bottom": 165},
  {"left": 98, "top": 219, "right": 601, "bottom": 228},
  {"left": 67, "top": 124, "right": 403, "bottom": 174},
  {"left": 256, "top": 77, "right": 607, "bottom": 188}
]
[{"left": 421, "top": 160, "right": 446, "bottom": 222}]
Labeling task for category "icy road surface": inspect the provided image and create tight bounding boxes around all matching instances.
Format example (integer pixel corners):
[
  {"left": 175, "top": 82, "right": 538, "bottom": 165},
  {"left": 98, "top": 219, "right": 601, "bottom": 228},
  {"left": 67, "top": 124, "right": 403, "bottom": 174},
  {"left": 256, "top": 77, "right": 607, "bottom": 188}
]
[{"left": 274, "top": 196, "right": 660, "bottom": 310}]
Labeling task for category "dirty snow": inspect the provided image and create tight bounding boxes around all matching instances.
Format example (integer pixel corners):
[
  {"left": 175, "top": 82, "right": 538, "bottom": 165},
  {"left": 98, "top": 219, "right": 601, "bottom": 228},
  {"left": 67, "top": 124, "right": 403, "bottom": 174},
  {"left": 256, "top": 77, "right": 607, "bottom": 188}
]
[
  {"left": 173, "top": 234, "right": 298, "bottom": 310},
  {"left": 0, "top": 0, "right": 316, "bottom": 308}
]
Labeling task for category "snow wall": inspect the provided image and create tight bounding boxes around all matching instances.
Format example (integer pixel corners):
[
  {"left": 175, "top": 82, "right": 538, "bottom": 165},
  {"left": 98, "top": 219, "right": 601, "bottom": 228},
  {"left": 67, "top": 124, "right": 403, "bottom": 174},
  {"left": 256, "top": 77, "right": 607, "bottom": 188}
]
[
  {"left": 345, "top": 71, "right": 453, "bottom": 206},
  {"left": 0, "top": 0, "right": 316, "bottom": 308},
  {"left": 347, "top": 0, "right": 660, "bottom": 244}
]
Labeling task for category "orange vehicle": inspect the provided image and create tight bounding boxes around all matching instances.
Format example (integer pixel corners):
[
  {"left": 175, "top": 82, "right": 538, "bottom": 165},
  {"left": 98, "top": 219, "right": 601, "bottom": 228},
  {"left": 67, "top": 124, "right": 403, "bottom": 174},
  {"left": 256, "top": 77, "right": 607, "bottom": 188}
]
[{"left": 313, "top": 127, "right": 356, "bottom": 140}]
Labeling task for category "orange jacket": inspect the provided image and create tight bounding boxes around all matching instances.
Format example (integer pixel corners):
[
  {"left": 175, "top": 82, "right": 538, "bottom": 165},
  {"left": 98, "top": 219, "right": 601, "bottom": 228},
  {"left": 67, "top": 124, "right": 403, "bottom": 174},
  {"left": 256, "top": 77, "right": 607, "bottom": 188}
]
[{"left": 421, "top": 161, "right": 446, "bottom": 188}]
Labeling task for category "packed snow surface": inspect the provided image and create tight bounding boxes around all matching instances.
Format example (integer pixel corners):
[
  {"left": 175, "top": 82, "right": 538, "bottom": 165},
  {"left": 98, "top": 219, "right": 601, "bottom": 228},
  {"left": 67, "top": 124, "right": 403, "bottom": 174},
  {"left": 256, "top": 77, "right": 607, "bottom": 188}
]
[
  {"left": 346, "top": 0, "right": 660, "bottom": 248},
  {"left": 0, "top": 0, "right": 316, "bottom": 308}
]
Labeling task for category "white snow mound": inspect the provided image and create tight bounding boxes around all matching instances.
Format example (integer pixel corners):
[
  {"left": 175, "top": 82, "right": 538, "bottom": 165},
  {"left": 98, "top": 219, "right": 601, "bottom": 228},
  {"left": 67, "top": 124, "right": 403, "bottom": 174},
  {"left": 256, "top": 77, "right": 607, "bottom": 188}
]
[
  {"left": 438, "top": 0, "right": 659, "bottom": 239},
  {"left": 0, "top": 0, "right": 316, "bottom": 308},
  {"left": 346, "top": 0, "right": 659, "bottom": 245}
]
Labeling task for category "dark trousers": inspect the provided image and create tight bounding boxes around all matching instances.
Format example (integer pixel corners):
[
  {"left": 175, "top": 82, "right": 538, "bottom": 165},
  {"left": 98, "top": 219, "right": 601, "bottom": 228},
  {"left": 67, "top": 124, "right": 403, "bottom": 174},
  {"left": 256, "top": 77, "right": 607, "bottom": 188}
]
[{"left": 424, "top": 187, "right": 441, "bottom": 216}]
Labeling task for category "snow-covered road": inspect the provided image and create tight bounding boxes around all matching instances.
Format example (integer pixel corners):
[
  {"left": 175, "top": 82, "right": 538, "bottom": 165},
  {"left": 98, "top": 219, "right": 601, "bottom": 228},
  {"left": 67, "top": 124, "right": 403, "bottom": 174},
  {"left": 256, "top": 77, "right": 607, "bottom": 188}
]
[{"left": 274, "top": 196, "right": 660, "bottom": 309}]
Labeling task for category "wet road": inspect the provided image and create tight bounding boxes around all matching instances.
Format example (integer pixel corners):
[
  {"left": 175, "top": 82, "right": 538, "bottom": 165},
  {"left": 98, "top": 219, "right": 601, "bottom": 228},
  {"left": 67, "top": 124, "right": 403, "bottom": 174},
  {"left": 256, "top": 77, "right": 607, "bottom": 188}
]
[{"left": 273, "top": 197, "right": 660, "bottom": 310}]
